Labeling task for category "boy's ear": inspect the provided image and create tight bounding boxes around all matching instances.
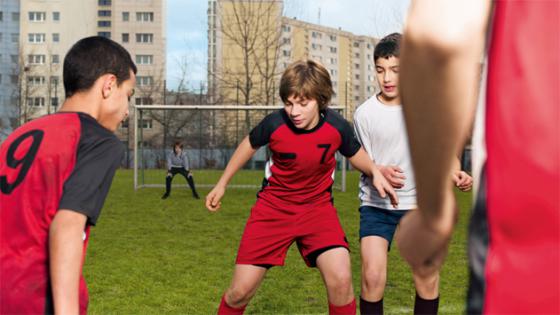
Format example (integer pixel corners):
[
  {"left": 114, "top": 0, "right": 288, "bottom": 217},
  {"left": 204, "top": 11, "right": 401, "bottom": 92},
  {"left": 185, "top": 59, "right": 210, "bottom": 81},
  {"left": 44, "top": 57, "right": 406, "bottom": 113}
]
[{"left": 101, "top": 74, "right": 117, "bottom": 99}]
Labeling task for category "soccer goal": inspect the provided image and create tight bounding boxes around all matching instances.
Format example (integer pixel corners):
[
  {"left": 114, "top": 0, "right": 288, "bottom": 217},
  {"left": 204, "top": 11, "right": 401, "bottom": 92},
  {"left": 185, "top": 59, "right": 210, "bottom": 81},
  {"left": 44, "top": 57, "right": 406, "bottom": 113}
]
[{"left": 133, "top": 104, "right": 348, "bottom": 192}]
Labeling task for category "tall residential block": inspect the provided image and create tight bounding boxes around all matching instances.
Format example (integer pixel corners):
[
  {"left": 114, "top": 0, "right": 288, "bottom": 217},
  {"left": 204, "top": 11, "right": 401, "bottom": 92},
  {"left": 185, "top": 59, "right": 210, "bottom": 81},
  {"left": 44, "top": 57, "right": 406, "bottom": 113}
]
[
  {"left": 10, "top": 0, "right": 165, "bottom": 149},
  {"left": 0, "top": 0, "right": 21, "bottom": 139},
  {"left": 208, "top": 0, "right": 379, "bottom": 119}
]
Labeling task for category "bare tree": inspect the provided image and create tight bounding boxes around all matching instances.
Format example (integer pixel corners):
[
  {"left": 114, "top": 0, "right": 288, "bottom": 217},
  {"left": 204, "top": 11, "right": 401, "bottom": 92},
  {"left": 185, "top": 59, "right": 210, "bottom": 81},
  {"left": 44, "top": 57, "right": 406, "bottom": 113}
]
[{"left": 213, "top": 0, "right": 283, "bottom": 105}]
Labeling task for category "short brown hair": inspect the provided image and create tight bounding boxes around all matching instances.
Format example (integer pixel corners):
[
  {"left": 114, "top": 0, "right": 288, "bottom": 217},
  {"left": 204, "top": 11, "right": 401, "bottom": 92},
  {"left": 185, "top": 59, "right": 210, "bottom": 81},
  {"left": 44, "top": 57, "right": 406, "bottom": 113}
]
[{"left": 279, "top": 60, "right": 333, "bottom": 110}]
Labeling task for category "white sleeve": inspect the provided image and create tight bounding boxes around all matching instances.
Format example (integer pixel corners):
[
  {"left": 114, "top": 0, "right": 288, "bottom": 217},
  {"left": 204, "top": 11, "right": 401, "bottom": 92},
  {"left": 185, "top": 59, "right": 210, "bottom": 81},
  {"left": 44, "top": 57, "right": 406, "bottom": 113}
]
[{"left": 353, "top": 109, "right": 375, "bottom": 161}]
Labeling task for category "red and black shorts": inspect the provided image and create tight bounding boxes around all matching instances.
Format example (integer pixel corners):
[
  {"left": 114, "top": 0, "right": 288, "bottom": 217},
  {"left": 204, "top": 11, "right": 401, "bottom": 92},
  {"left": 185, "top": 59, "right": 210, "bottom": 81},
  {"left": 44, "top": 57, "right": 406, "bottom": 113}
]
[{"left": 236, "top": 197, "right": 349, "bottom": 267}]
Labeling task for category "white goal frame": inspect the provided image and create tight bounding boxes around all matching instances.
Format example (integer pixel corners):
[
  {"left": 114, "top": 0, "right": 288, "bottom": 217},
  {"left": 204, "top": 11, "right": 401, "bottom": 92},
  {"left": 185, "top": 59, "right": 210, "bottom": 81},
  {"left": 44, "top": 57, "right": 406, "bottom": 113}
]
[{"left": 133, "top": 104, "right": 348, "bottom": 192}]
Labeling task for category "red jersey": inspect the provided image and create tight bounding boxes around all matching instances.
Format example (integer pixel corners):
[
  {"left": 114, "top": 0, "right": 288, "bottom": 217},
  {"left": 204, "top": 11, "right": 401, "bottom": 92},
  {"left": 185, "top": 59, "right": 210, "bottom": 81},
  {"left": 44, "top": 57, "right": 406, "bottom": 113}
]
[
  {"left": 0, "top": 112, "right": 123, "bottom": 314},
  {"left": 249, "top": 108, "right": 360, "bottom": 205},
  {"left": 468, "top": 1, "right": 560, "bottom": 313}
]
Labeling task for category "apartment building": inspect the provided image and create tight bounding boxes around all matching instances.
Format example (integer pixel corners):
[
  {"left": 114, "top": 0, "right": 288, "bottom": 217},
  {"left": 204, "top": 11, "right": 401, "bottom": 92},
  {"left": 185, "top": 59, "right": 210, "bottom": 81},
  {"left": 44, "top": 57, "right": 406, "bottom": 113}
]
[
  {"left": 208, "top": 0, "right": 379, "bottom": 119},
  {"left": 0, "top": 0, "right": 21, "bottom": 139}
]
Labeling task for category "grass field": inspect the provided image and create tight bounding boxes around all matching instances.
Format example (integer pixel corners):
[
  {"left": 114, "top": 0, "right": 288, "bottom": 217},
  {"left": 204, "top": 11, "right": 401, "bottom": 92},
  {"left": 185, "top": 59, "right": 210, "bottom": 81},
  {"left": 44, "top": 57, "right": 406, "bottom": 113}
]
[{"left": 84, "top": 169, "right": 472, "bottom": 314}]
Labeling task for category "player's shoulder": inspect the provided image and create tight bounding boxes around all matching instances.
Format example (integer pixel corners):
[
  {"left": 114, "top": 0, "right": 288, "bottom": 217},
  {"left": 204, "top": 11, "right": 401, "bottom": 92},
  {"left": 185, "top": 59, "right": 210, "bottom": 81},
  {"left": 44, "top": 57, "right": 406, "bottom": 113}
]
[
  {"left": 262, "top": 109, "right": 286, "bottom": 127},
  {"left": 354, "top": 96, "right": 378, "bottom": 118},
  {"left": 75, "top": 113, "right": 123, "bottom": 155},
  {"left": 1, "top": 113, "right": 81, "bottom": 149},
  {"left": 324, "top": 107, "right": 351, "bottom": 130}
]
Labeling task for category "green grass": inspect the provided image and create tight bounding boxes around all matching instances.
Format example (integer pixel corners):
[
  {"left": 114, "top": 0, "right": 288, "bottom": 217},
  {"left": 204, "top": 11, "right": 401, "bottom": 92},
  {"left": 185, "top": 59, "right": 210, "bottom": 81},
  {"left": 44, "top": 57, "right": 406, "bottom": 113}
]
[{"left": 84, "top": 169, "right": 472, "bottom": 314}]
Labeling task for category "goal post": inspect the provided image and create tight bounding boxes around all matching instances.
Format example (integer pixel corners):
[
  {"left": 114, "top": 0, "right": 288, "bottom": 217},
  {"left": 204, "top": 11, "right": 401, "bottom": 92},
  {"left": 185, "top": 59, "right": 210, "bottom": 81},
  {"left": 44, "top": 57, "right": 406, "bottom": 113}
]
[{"left": 133, "top": 104, "right": 348, "bottom": 192}]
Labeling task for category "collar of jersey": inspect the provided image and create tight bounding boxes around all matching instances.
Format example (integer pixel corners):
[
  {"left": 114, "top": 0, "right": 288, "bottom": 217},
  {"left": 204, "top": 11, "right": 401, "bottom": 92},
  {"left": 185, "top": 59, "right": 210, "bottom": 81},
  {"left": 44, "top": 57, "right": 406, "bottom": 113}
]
[{"left": 280, "top": 109, "right": 327, "bottom": 134}]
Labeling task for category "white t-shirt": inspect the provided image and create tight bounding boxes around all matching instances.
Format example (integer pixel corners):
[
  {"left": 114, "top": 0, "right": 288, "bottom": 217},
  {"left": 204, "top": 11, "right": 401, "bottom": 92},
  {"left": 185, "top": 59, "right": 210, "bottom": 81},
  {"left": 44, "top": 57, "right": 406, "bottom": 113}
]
[{"left": 353, "top": 95, "right": 417, "bottom": 210}]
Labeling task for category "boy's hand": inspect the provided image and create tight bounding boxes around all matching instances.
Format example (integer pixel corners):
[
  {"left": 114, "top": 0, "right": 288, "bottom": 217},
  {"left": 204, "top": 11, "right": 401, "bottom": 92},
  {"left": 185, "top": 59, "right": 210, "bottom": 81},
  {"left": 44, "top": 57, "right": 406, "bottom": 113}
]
[
  {"left": 452, "top": 170, "right": 473, "bottom": 191},
  {"left": 206, "top": 185, "right": 225, "bottom": 212},
  {"left": 379, "top": 165, "right": 406, "bottom": 189},
  {"left": 372, "top": 168, "right": 399, "bottom": 208}
]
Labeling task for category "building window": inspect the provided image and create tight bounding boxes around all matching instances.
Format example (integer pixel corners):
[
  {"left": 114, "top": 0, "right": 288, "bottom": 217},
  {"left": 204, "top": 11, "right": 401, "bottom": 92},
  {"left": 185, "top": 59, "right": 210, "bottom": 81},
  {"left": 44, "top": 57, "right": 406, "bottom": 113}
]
[
  {"left": 28, "top": 33, "right": 46, "bottom": 43},
  {"left": 28, "top": 76, "right": 46, "bottom": 85},
  {"left": 0, "top": 74, "right": 2, "bottom": 84},
  {"left": 0, "top": 34, "right": 2, "bottom": 42},
  {"left": 355, "top": 85, "right": 360, "bottom": 90},
  {"left": 28, "top": 54, "right": 46, "bottom": 64},
  {"left": 51, "top": 54, "right": 59, "bottom": 64},
  {"left": 98, "top": 10, "right": 111, "bottom": 17},
  {"left": 10, "top": 75, "right": 18, "bottom": 85},
  {"left": 10, "top": 54, "right": 18, "bottom": 63},
  {"left": 12, "top": 12, "right": 19, "bottom": 21},
  {"left": 367, "top": 86, "right": 372, "bottom": 92},
  {"left": 311, "top": 43, "right": 322, "bottom": 50},
  {"left": 121, "top": 119, "right": 129, "bottom": 128},
  {"left": 282, "top": 38, "right": 290, "bottom": 45},
  {"left": 135, "top": 97, "right": 153, "bottom": 105},
  {"left": 355, "top": 96, "right": 360, "bottom": 101},
  {"left": 330, "top": 35, "right": 336, "bottom": 41},
  {"left": 282, "top": 50, "right": 290, "bottom": 57},
  {"left": 355, "top": 63, "right": 359, "bottom": 69},
  {"left": 311, "top": 31, "right": 322, "bottom": 39},
  {"left": 330, "top": 69, "right": 337, "bottom": 76},
  {"left": 137, "top": 76, "right": 153, "bottom": 86},
  {"left": 330, "top": 58, "right": 337, "bottom": 65},
  {"left": 282, "top": 25, "right": 291, "bottom": 32},
  {"left": 53, "top": 11, "right": 60, "bottom": 21},
  {"left": 355, "top": 74, "right": 360, "bottom": 79},
  {"left": 27, "top": 97, "right": 46, "bottom": 107},
  {"left": 135, "top": 55, "right": 153, "bottom": 65},
  {"left": 11, "top": 33, "right": 18, "bottom": 43},
  {"left": 98, "top": 32, "right": 111, "bottom": 38},
  {"left": 329, "top": 46, "right": 337, "bottom": 53},
  {"left": 28, "top": 12, "right": 46, "bottom": 22},
  {"left": 0, "top": 12, "right": 3, "bottom": 22},
  {"left": 51, "top": 97, "right": 59, "bottom": 108},
  {"left": 353, "top": 42, "right": 360, "bottom": 47},
  {"left": 136, "top": 33, "right": 153, "bottom": 43},
  {"left": 50, "top": 76, "right": 60, "bottom": 85},
  {"left": 122, "top": 33, "right": 129, "bottom": 42},
  {"left": 368, "top": 64, "right": 372, "bottom": 70},
  {"left": 98, "top": 20, "right": 111, "bottom": 27},
  {"left": 98, "top": 0, "right": 111, "bottom": 5},
  {"left": 140, "top": 119, "right": 152, "bottom": 129},
  {"left": 367, "top": 43, "right": 372, "bottom": 49},
  {"left": 136, "top": 12, "right": 154, "bottom": 22},
  {"left": 122, "top": 12, "right": 129, "bottom": 21},
  {"left": 355, "top": 53, "right": 360, "bottom": 58},
  {"left": 52, "top": 33, "right": 60, "bottom": 43}
]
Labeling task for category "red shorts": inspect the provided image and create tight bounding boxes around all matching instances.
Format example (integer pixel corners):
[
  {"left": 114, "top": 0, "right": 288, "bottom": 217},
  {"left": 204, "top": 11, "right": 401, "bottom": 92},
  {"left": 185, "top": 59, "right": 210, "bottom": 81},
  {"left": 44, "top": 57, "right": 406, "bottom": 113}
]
[{"left": 236, "top": 197, "right": 349, "bottom": 267}]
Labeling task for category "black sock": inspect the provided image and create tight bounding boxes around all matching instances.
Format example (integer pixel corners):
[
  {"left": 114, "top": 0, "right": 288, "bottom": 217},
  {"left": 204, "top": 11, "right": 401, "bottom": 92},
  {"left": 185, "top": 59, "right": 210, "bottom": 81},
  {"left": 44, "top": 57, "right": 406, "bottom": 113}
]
[
  {"left": 360, "top": 296, "right": 383, "bottom": 315},
  {"left": 414, "top": 292, "right": 439, "bottom": 315}
]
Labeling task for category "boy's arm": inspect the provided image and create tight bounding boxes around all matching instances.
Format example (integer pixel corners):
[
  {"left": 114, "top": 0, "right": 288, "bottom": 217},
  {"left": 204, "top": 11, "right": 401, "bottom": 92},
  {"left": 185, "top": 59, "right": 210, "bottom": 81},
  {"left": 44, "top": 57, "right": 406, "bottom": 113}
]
[
  {"left": 348, "top": 148, "right": 399, "bottom": 207},
  {"left": 206, "top": 136, "right": 257, "bottom": 211},
  {"left": 49, "top": 210, "right": 87, "bottom": 315},
  {"left": 397, "top": 0, "right": 490, "bottom": 271}
]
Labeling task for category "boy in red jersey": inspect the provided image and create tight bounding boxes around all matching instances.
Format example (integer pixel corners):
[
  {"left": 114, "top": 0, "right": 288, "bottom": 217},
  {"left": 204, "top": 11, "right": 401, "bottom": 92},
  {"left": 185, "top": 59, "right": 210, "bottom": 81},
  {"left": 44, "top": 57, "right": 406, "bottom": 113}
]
[
  {"left": 0, "top": 36, "right": 136, "bottom": 314},
  {"left": 206, "top": 60, "right": 398, "bottom": 315},
  {"left": 398, "top": 0, "right": 559, "bottom": 314}
]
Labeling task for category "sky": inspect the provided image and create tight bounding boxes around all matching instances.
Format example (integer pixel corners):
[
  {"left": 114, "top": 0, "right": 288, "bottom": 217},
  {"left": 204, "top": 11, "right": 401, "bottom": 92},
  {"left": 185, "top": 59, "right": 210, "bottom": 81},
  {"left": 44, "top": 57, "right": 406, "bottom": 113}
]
[{"left": 166, "top": 0, "right": 411, "bottom": 91}]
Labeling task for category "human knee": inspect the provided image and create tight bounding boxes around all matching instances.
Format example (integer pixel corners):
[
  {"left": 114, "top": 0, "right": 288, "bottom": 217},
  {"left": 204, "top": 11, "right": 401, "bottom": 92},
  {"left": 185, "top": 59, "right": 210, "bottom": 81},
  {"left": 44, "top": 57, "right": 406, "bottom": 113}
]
[
  {"left": 226, "top": 284, "right": 256, "bottom": 306},
  {"left": 327, "top": 269, "right": 353, "bottom": 295},
  {"left": 362, "top": 265, "right": 386, "bottom": 293}
]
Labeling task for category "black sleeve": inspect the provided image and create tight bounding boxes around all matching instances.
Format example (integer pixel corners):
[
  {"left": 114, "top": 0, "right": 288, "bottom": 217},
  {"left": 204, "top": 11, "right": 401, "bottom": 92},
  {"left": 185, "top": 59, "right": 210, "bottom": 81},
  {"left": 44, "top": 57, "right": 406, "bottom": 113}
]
[
  {"left": 58, "top": 116, "right": 124, "bottom": 226},
  {"left": 248, "top": 110, "right": 284, "bottom": 149},
  {"left": 326, "top": 109, "right": 361, "bottom": 157}
]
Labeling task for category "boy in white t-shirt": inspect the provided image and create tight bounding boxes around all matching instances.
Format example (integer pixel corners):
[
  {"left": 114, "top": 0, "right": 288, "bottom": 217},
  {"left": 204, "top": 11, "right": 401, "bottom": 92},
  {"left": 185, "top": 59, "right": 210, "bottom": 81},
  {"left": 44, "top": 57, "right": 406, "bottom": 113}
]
[{"left": 354, "top": 33, "right": 472, "bottom": 315}]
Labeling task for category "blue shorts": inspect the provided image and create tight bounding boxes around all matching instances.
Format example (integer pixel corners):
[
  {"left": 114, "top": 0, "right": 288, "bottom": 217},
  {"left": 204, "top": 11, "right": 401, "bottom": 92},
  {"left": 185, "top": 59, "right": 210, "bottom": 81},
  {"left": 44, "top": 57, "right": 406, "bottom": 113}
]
[{"left": 359, "top": 206, "right": 409, "bottom": 249}]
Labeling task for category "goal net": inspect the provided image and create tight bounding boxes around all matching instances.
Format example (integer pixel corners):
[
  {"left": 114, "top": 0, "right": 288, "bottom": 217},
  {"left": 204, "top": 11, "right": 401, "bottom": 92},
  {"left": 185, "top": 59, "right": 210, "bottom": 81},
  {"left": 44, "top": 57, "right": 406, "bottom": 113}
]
[{"left": 133, "top": 105, "right": 348, "bottom": 192}]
